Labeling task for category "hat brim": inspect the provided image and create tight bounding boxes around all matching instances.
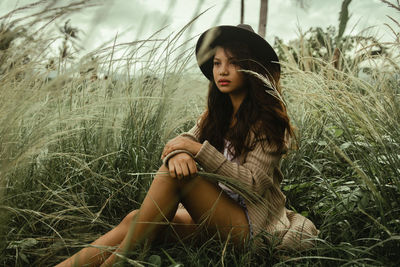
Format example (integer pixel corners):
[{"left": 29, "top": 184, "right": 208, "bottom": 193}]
[{"left": 195, "top": 25, "right": 280, "bottom": 81}]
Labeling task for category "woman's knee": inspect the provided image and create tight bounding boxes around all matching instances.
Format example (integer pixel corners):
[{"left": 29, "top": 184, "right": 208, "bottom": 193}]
[
  {"left": 158, "top": 164, "right": 169, "bottom": 173},
  {"left": 156, "top": 164, "right": 174, "bottom": 180},
  {"left": 119, "top": 210, "right": 139, "bottom": 229},
  {"left": 156, "top": 164, "right": 198, "bottom": 184}
]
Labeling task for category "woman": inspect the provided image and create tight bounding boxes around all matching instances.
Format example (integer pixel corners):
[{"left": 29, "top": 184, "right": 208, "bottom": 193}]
[{"left": 57, "top": 24, "right": 318, "bottom": 267}]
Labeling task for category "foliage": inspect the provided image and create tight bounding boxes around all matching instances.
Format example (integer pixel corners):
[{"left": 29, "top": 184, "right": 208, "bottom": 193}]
[
  {"left": 1, "top": 0, "right": 399, "bottom": 266},
  {"left": 280, "top": 58, "right": 400, "bottom": 266},
  {"left": 274, "top": 26, "right": 390, "bottom": 74}
]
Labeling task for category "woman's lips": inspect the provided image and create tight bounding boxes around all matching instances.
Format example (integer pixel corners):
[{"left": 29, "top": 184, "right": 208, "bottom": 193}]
[{"left": 218, "top": 79, "right": 230, "bottom": 86}]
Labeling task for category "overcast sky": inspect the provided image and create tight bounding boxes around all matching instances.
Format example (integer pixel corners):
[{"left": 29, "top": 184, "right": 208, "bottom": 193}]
[{"left": 1, "top": 0, "right": 398, "bottom": 52}]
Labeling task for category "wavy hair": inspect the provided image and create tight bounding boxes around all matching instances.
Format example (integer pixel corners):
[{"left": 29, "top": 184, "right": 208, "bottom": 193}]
[{"left": 198, "top": 41, "right": 294, "bottom": 158}]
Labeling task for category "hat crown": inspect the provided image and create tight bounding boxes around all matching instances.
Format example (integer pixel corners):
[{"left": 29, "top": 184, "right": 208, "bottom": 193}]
[
  {"left": 236, "top": 24, "right": 255, "bottom": 33},
  {"left": 196, "top": 24, "right": 280, "bottom": 80}
]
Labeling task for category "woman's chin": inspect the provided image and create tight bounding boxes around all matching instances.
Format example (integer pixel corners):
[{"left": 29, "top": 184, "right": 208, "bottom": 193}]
[{"left": 217, "top": 87, "right": 234, "bottom": 94}]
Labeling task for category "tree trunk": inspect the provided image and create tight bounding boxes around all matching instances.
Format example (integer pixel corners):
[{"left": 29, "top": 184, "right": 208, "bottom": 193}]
[
  {"left": 241, "top": 0, "right": 245, "bottom": 24},
  {"left": 258, "top": 0, "right": 268, "bottom": 38}
]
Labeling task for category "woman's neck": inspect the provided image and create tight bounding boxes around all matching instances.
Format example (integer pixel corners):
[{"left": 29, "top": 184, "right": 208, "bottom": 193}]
[
  {"left": 229, "top": 91, "right": 246, "bottom": 128},
  {"left": 229, "top": 90, "right": 246, "bottom": 116}
]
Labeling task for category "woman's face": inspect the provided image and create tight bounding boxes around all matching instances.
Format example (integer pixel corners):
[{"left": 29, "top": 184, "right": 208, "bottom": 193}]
[{"left": 212, "top": 46, "right": 246, "bottom": 96}]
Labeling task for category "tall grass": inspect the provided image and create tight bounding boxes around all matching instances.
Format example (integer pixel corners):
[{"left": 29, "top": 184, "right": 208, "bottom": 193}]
[
  {"left": 279, "top": 17, "right": 400, "bottom": 265},
  {"left": 0, "top": 2, "right": 204, "bottom": 266},
  {"left": 1, "top": 1, "right": 399, "bottom": 266}
]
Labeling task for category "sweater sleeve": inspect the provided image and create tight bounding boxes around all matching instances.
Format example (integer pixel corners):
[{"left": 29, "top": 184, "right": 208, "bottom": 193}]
[
  {"left": 194, "top": 139, "right": 281, "bottom": 195},
  {"left": 179, "top": 120, "right": 201, "bottom": 142}
]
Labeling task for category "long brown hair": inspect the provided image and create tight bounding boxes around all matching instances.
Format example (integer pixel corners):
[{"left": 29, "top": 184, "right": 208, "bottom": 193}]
[{"left": 198, "top": 41, "right": 294, "bottom": 157}]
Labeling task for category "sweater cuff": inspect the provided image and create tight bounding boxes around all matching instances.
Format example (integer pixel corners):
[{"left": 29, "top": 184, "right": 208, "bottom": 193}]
[{"left": 194, "top": 140, "right": 227, "bottom": 173}]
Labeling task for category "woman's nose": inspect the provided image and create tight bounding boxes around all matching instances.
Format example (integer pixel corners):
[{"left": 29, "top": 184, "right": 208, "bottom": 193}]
[{"left": 220, "top": 64, "right": 228, "bottom": 75}]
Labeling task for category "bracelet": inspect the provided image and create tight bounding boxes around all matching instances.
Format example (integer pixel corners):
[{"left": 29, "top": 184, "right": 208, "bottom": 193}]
[{"left": 163, "top": 149, "right": 194, "bottom": 167}]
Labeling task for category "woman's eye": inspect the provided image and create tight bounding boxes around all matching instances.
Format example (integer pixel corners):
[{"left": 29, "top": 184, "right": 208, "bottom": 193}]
[{"left": 213, "top": 62, "right": 220, "bottom": 66}]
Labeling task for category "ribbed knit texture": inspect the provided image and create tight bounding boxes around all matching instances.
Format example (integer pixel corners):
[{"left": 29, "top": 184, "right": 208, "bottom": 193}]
[{"left": 182, "top": 122, "right": 319, "bottom": 250}]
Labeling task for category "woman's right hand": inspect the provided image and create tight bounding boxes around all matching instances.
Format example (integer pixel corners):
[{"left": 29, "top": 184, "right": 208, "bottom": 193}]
[{"left": 167, "top": 153, "right": 198, "bottom": 179}]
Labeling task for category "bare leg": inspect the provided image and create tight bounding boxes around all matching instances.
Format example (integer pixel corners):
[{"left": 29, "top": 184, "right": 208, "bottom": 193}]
[
  {"left": 178, "top": 174, "right": 249, "bottom": 244},
  {"left": 57, "top": 165, "right": 249, "bottom": 266},
  {"left": 102, "top": 165, "right": 249, "bottom": 266},
  {"left": 55, "top": 210, "right": 139, "bottom": 267},
  {"left": 55, "top": 208, "right": 197, "bottom": 267},
  {"left": 101, "top": 167, "right": 181, "bottom": 266},
  {"left": 154, "top": 208, "right": 198, "bottom": 244}
]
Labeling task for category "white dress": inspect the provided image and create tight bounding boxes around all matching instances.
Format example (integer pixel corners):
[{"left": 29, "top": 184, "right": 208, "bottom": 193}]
[{"left": 219, "top": 140, "right": 253, "bottom": 236}]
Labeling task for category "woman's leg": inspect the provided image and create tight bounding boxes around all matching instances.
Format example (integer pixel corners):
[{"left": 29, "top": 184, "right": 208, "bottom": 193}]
[
  {"left": 101, "top": 165, "right": 249, "bottom": 266},
  {"left": 55, "top": 210, "right": 139, "bottom": 267},
  {"left": 100, "top": 166, "right": 182, "bottom": 266},
  {"left": 58, "top": 164, "right": 249, "bottom": 266},
  {"left": 178, "top": 173, "right": 250, "bottom": 244},
  {"left": 56, "top": 209, "right": 197, "bottom": 267},
  {"left": 158, "top": 208, "right": 198, "bottom": 243}
]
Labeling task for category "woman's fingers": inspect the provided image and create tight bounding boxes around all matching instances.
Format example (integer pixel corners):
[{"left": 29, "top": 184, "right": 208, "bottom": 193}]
[
  {"left": 161, "top": 136, "right": 192, "bottom": 159},
  {"left": 161, "top": 145, "right": 172, "bottom": 159},
  {"left": 188, "top": 160, "right": 198, "bottom": 177},
  {"left": 168, "top": 157, "right": 182, "bottom": 179},
  {"left": 180, "top": 162, "right": 190, "bottom": 178},
  {"left": 162, "top": 145, "right": 173, "bottom": 159},
  {"left": 168, "top": 162, "right": 177, "bottom": 178},
  {"left": 167, "top": 153, "right": 197, "bottom": 179},
  {"left": 175, "top": 164, "right": 184, "bottom": 179},
  {"left": 174, "top": 161, "right": 188, "bottom": 180}
]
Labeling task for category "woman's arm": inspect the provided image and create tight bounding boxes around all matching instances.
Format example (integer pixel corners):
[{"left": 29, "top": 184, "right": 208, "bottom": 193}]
[
  {"left": 163, "top": 135, "right": 280, "bottom": 196},
  {"left": 194, "top": 139, "right": 281, "bottom": 196},
  {"left": 161, "top": 120, "right": 202, "bottom": 160},
  {"left": 161, "top": 136, "right": 202, "bottom": 160},
  {"left": 167, "top": 153, "right": 198, "bottom": 179},
  {"left": 178, "top": 121, "right": 201, "bottom": 142},
  {"left": 162, "top": 120, "right": 281, "bottom": 194},
  {"left": 161, "top": 122, "right": 202, "bottom": 179}
]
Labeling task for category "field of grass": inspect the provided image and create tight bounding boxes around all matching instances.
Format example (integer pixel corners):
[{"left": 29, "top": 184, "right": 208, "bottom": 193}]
[{"left": 1, "top": 1, "right": 399, "bottom": 266}]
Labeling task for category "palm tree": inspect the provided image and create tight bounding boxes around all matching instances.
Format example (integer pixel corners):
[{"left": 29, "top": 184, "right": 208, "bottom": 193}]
[
  {"left": 258, "top": 0, "right": 268, "bottom": 38},
  {"left": 257, "top": 0, "right": 309, "bottom": 38},
  {"left": 333, "top": 0, "right": 352, "bottom": 69},
  {"left": 241, "top": 0, "right": 245, "bottom": 24}
]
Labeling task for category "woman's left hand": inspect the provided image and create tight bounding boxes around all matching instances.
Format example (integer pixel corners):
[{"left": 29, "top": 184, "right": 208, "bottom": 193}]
[{"left": 161, "top": 136, "right": 202, "bottom": 160}]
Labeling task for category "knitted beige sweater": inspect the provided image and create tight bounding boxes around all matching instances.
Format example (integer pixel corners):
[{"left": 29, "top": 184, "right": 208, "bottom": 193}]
[{"left": 181, "top": 122, "right": 319, "bottom": 250}]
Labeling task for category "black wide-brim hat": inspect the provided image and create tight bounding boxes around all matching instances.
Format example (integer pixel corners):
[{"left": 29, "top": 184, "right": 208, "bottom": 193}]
[{"left": 195, "top": 24, "right": 280, "bottom": 81}]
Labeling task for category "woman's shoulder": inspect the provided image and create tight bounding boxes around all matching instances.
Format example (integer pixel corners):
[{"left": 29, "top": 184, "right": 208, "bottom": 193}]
[
  {"left": 182, "top": 111, "right": 207, "bottom": 140},
  {"left": 246, "top": 124, "right": 289, "bottom": 155},
  {"left": 197, "top": 110, "right": 208, "bottom": 123}
]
